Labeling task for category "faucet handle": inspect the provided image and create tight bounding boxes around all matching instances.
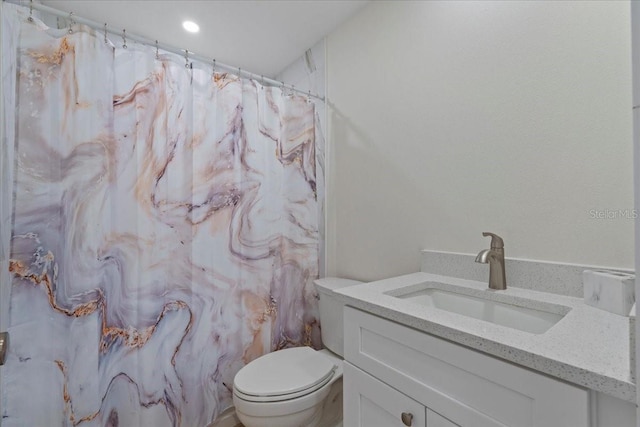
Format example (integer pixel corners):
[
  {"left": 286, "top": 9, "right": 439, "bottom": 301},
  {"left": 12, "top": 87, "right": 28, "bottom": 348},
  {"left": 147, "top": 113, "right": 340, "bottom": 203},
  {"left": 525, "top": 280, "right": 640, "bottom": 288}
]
[{"left": 482, "top": 232, "right": 504, "bottom": 249}]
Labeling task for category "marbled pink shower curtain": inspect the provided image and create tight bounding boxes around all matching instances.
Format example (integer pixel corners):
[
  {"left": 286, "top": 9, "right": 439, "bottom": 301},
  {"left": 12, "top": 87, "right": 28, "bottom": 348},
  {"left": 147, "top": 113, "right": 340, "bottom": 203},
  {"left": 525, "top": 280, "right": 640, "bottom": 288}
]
[{"left": 1, "top": 5, "right": 320, "bottom": 426}]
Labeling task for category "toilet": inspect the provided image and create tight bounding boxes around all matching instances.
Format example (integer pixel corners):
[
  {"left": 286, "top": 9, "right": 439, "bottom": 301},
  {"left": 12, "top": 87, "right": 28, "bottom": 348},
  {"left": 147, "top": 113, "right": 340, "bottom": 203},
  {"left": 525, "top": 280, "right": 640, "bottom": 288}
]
[{"left": 232, "top": 278, "right": 362, "bottom": 427}]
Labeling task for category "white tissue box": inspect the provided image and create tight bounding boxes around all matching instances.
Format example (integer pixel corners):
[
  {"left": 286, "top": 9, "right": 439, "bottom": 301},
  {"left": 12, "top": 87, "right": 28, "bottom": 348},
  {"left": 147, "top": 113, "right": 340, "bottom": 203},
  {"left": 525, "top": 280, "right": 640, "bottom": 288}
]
[{"left": 583, "top": 270, "right": 635, "bottom": 316}]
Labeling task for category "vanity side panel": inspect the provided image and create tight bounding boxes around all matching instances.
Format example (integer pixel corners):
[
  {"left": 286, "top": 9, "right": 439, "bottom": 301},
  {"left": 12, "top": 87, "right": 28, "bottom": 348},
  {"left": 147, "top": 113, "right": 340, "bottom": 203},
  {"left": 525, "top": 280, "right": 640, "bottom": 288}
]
[{"left": 591, "top": 391, "right": 635, "bottom": 427}]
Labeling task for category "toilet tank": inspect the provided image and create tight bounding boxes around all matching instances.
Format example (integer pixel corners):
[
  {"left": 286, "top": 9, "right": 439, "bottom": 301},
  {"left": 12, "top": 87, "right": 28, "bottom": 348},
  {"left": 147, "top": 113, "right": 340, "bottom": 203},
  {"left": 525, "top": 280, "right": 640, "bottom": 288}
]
[{"left": 314, "top": 277, "right": 362, "bottom": 358}]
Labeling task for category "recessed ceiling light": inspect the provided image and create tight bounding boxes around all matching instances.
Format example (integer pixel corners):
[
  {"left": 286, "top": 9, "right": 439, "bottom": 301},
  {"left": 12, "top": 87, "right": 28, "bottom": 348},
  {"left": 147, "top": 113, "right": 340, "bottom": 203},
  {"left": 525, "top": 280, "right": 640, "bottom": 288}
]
[{"left": 182, "top": 21, "right": 200, "bottom": 33}]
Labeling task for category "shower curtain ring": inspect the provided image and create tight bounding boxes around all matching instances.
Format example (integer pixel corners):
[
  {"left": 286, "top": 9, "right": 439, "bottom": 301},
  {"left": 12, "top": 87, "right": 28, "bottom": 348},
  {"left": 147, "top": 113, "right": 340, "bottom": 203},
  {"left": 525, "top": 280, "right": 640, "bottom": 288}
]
[
  {"left": 212, "top": 59, "right": 217, "bottom": 78},
  {"left": 68, "top": 12, "right": 75, "bottom": 34},
  {"left": 27, "top": 0, "right": 34, "bottom": 22},
  {"left": 103, "top": 23, "right": 108, "bottom": 44},
  {"left": 155, "top": 40, "right": 159, "bottom": 59},
  {"left": 122, "top": 29, "right": 127, "bottom": 49},
  {"left": 184, "top": 49, "right": 190, "bottom": 68}
]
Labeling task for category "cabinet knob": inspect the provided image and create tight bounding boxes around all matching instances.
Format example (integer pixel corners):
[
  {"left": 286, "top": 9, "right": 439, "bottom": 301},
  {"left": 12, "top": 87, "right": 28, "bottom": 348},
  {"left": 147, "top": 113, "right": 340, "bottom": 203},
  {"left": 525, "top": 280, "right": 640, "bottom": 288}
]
[{"left": 401, "top": 412, "right": 413, "bottom": 426}]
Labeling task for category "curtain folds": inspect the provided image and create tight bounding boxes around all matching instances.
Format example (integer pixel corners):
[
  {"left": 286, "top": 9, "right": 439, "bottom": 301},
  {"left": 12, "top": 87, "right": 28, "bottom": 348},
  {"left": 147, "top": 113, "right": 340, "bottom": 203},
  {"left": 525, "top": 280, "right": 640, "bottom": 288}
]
[{"left": 0, "top": 4, "right": 320, "bottom": 426}]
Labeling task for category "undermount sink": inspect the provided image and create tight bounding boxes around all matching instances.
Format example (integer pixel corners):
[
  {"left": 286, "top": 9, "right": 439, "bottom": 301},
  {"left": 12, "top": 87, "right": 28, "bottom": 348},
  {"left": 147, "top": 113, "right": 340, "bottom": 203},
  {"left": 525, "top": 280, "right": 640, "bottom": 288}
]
[{"left": 386, "top": 283, "right": 569, "bottom": 334}]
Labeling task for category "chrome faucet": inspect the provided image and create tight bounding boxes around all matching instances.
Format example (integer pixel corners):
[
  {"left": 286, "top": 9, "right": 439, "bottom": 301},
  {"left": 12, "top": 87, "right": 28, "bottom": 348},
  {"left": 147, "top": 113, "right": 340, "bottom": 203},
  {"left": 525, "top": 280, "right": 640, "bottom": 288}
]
[{"left": 475, "top": 232, "right": 507, "bottom": 290}]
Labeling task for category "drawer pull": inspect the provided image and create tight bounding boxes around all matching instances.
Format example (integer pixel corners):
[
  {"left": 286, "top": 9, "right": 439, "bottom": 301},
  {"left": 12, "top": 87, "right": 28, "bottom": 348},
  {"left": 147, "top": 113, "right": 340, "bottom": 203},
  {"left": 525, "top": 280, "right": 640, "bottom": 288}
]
[{"left": 401, "top": 412, "right": 413, "bottom": 426}]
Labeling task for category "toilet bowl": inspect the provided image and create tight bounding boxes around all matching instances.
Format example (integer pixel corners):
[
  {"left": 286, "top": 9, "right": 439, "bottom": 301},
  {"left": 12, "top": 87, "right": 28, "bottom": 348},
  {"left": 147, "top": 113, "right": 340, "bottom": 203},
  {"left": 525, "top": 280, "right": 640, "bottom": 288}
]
[{"left": 232, "top": 278, "right": 362, "bottom": 427}]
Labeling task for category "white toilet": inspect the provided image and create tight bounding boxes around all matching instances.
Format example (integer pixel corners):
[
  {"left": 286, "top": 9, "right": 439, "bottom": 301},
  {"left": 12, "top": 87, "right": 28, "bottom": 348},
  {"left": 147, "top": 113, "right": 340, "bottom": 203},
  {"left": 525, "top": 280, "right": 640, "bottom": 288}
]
[{"left": 232, "top": 278, "right": 362, "bottom": 427}]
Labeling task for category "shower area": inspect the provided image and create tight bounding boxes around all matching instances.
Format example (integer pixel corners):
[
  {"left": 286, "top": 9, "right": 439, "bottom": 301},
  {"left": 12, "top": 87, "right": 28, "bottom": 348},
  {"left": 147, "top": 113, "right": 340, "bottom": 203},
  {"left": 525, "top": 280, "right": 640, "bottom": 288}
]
[{"left": 0, "top": 2, "right": 326, "bottom": 426}]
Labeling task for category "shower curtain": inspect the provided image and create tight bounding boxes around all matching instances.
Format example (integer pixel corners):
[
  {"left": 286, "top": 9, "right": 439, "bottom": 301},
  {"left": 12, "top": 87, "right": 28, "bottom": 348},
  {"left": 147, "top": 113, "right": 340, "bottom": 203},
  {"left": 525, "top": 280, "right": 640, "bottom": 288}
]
[{"left": 0, "top": 4, "right": 321, "bottom": 426}]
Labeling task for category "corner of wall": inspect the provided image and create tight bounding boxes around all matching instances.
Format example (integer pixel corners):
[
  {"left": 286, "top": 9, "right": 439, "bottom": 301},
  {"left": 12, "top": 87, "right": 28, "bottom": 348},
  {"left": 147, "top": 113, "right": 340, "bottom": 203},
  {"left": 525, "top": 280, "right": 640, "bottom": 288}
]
[{"left": 630, "top": 0, "right": 640, "bottom": 422}]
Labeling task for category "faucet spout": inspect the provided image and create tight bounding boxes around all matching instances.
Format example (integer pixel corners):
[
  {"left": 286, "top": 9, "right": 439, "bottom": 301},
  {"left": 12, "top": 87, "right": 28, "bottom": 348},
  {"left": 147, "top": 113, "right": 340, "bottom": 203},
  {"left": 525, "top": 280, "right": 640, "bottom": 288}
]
[
  {"left": 475, "top": 248, "right": 491, "bottom": 264},
  {"left": 475, "top": 233, "right": 507, "bottom": 290}
]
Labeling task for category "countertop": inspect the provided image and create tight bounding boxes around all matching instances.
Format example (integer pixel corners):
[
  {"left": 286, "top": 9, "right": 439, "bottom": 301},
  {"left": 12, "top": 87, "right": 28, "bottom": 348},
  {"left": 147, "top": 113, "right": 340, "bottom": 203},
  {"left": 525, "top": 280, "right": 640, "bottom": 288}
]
[{"left": 336, "top": 272, "right": 635, "bottom": 402}]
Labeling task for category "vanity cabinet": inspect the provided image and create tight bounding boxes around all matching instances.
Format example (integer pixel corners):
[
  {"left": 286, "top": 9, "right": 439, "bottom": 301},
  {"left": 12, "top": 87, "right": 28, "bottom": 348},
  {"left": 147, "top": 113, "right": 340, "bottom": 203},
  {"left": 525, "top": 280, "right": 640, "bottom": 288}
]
[
  {"left": 343, "top": 307, "right": 591, "bottom": 427},
  {"left": 344, "top": 362, "right": 427, "bottom": 427},
  {"left": 427, "top": 410, "right": 459, "bottom": 427},
  {"left": 344, "top": 362, "right": 460, "bottom": 427}
]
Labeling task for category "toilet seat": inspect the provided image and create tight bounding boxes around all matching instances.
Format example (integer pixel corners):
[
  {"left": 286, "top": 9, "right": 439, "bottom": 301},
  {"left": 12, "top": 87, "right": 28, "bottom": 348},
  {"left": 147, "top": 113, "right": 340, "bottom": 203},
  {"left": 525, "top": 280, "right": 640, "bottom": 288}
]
[{"left": 233, "top": 347, "right": 338, "bottom": 403}]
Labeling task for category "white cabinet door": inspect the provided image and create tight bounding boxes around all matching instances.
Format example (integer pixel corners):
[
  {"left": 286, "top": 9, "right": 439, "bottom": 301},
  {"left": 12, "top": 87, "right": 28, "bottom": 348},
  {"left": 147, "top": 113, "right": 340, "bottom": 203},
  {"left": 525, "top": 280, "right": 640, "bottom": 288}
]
[
  {"left": 344, "top": 362, "right": 426, "bottom": 427},
  {"left": 427, "top": 409, "right": 460, "bottom": 427}
]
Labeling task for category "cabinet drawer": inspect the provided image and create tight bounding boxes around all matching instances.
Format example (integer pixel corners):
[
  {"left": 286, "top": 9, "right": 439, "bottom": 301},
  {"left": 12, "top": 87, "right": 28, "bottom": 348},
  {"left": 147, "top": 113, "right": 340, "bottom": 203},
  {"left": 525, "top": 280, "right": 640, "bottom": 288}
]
[
  {"left": 344, "top": 362, "right": 426, "bottom": 427},
  {"left": 344, "top": 307, "right": 589, "bottom": 427}
]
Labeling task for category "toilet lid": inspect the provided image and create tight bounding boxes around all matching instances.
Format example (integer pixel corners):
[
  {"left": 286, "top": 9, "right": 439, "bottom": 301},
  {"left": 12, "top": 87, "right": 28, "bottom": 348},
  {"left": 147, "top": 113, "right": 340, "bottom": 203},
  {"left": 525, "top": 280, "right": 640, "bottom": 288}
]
[{"left": 234, "top": 347, "right": 337, "bottom": 399}]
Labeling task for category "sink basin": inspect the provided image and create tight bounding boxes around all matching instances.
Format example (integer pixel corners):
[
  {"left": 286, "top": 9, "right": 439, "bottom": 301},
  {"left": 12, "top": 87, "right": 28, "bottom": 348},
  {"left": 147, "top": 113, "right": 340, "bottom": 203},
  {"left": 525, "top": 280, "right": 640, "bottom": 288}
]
[{"left": 388, "top": 285, "right": 568, "bottom": 334}]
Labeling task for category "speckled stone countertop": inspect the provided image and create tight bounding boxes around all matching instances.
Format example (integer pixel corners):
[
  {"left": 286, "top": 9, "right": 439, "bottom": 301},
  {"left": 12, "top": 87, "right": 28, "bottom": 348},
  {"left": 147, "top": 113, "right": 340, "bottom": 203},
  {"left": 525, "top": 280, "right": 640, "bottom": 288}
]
[{"left": 336, "top": 272, "right": 635, "bottom": 402}]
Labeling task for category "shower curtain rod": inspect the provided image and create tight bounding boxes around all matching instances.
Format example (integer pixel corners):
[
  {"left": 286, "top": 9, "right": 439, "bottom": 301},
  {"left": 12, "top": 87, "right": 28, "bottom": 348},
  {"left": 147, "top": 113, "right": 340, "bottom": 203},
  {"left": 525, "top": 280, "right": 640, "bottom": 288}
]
[{"left": 3, "top": 0, "right": 325, "bottom": 102}]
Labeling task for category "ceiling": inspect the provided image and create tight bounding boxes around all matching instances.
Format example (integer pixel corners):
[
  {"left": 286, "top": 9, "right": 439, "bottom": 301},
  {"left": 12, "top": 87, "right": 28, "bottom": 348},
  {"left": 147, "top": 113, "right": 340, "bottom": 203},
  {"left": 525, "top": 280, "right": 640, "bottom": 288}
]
[{"left": 41, "top": 0, "right": 369, "bottom": 77}]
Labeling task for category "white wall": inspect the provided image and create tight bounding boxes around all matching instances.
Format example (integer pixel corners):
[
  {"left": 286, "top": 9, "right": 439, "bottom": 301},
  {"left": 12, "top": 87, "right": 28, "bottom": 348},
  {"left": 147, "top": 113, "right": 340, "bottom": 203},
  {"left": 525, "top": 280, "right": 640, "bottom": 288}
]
[{"left": 326, "top": 1, "right": 633, "bottom": 281}]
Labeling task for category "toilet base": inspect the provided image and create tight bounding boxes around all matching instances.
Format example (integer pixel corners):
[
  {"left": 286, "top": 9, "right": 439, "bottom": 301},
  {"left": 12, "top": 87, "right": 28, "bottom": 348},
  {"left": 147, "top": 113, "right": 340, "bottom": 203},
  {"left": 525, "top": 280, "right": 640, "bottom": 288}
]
[{"left": 236, "top": 404, "right": 322, "bottom": 427}]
